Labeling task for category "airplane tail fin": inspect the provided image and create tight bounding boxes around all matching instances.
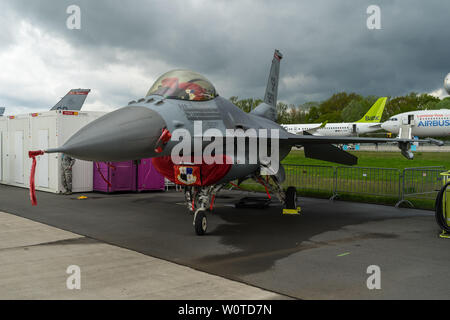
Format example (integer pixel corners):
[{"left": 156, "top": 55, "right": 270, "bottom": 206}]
[
  {"left": 50, "top": 89, "right": 91, "bottom": 111},
  {"left": 264, "top": 49, "right": 283, "bottom": 107},
  {"left": 356, "top": 97, "right": 387, "bottom": 123},
  {"left": 250, "top": 50, "right": 283, "bottom": 121}
]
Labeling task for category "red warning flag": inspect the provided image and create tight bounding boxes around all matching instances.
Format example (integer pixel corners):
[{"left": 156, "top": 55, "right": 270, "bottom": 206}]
[{"left": 28, "top": 150, "right": 45, "bottom": 206}]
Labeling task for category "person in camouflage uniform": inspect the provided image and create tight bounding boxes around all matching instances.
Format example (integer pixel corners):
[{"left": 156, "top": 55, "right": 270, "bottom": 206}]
[{"left": 61, "top": 154, "right": 76, "bottom": 195}]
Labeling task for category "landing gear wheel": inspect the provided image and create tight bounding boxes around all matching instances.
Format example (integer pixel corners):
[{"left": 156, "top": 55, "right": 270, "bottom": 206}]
[
  {"left": 285, "top": 186, "right": 297, "bottom": 209},
  {"left": 193, "top": 209, "right": 207, "bottom": 236}
]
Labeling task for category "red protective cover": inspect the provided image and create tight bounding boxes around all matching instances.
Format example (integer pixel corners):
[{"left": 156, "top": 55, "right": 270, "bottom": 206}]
[{"left": 152, "top": 155, "right": 232, "bottom": 186}]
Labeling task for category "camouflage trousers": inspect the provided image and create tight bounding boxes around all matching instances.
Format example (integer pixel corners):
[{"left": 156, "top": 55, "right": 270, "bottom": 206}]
[{"left": 62, "top": 169, "right": 72, "bottom": 192}]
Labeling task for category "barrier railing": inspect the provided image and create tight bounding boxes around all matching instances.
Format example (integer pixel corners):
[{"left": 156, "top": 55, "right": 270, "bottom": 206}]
[
  {"left": 334, "top": 166, "right": 401, "bottom": 200},
  {"left": 236, "top": 164, "right": 446, "bottom": 208},
  {"left": 283, "top": 164, "right": 335, "bottom": 194},
  {"left": 396, "top": 166, "right": 446, "bottom": 207}
]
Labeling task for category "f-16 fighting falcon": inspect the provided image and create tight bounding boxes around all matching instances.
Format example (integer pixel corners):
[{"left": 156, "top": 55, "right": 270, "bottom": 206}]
[{"left": 29, "top": 50, "right": 443, "bottom": 235}]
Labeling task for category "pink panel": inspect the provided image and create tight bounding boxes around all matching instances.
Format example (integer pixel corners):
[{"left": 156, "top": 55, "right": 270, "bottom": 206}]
[
  {"left": 137, "top": 158, "right": 164, "bottom": 191},
  {"left": 93, "top": 161, "right": 136, "bottom": 193}
]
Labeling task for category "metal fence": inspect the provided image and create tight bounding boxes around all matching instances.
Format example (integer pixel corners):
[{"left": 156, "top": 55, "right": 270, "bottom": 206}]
[
  {"left": 334, "top": 167, "right": 401, "bottom": 199},
  {"left": 396, "top": 166, "right": 446, "bottom": 207},
  {"left": 282, "top": 164, "right": 335, "bottom": 194},
  {"left": 238, "top": 164, "right": 446, "bottom": 208}
]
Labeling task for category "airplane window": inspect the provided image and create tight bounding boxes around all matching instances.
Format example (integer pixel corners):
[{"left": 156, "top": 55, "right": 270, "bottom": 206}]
[{"left": 146, "top": 69, "right": 217, "bottom": 101}]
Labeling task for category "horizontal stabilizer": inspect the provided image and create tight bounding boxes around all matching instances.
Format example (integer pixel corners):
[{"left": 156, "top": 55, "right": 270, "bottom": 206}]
[{"left": 303, "top": 143, "right": 357, "bottom": 165}]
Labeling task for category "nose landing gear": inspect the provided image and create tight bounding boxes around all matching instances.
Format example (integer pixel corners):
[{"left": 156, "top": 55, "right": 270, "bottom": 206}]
[
  {"left": 184, "top": 185, "right": 224, "bottom": 236},
  {"left": 193, "top": 209, "right": 207, "bottom": 235}
]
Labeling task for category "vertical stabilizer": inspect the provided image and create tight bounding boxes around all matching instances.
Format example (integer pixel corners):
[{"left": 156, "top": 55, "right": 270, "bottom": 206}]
[
  {"left": 50, "top": 89, "right": 91, "bottom": 111},
  {"left": 251, "top": 50, "right": 283, "bottom": 121},
  {"left": 356, "top": 97, "right": 387, "bottom": 123},
  {"left": 264, "top": 50, "right": 283, "bottom": 107}
]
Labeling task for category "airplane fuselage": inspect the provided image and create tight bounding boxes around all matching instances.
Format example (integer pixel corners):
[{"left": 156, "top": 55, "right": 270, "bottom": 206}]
[
  {"left": 381, "top": 109, "right": 450, "bottom": 137},
  {"left": 145, "top": 95, "right": 293, "bottom": 183},
  {"left": 282, "top": 122, "right": 382, "bottom": 136}
]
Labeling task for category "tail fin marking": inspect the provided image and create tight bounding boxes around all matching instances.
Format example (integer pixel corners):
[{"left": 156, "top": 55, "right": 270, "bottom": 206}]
[
  {"left": 50, "top": 89, "right": 91, "bottom": 111},
  {"left": 356, "top": 97, "right": 387, "bottom": 123}
]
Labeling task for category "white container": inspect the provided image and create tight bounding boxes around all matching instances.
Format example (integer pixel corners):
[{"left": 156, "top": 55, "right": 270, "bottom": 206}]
[
  {"left": 1, "top": 110, "right": 105, "bottom": 193},
  {"left": 6, "top": 114, "right": 30, "bottom": 187},
  {"left": 0, "top": 116, "right": 7, "bottom": 183}
]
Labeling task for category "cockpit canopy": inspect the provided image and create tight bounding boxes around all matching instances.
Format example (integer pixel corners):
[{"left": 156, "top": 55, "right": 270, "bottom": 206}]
[{"left": 146, "top": 69, "right": 217, "bottom": 101}]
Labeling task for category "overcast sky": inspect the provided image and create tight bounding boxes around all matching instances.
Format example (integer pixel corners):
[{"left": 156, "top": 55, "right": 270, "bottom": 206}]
[{"left": 1, "top": 0, "right": 449, "bottom": 115}]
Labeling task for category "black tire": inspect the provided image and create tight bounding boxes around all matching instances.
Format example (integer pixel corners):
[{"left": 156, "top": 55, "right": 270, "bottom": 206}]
[
  {"left": 285, "top": 186, "right": 297, "bottom": 209},
  {"left": 435, "top": 182, "right": 450, "bottom": 233},
  {"left": 194, "top": 209, "right": 207, "bottom": 235}
]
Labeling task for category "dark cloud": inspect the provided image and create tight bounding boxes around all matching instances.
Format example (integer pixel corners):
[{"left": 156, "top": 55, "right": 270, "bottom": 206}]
[{"left": 1, "top": 0, "right": 450, "bottom": 112}]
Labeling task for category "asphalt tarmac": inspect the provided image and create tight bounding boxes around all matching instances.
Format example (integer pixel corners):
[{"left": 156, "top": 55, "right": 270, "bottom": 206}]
[{"left": 0, "top": 184, "right": 449, "bottom": 299}]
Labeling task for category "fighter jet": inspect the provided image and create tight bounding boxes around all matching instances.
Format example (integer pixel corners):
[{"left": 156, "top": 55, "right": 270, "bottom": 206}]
[{"left": 30, "top": 50, "right": 442, "bottom": 235}]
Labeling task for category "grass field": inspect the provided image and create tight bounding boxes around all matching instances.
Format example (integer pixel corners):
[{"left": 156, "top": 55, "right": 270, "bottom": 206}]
[
  {"left": 282, "top": 150, "right": 450, "bottom": 169},
  {"left": 238, "top": 150, "right": 449, "bottom": 210}
]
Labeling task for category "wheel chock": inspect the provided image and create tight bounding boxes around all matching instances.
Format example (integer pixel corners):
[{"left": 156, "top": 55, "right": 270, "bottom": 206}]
[{"left": 282, "top": 207, "right": 302, "bottom": 215}]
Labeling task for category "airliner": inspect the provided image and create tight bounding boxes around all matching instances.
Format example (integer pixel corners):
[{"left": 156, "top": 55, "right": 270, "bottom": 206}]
[
  {"left": 381, "top": 109, "right": 450, "bottom": 137},
  {"left": 282, "top": 97, "right": 387, "bottom": 136}
]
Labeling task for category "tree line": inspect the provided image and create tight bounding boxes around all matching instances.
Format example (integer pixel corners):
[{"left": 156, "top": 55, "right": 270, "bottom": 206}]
[{"left": 229, "top": 93, "right": 450, "bottom": 124}]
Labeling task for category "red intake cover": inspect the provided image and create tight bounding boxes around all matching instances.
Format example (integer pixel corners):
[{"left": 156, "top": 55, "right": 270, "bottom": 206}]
[{"left": 152, "top": 155, "right": 232, "bottom": 186}]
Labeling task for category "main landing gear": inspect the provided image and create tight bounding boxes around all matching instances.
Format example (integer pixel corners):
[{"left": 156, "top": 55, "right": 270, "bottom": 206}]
[
  {"left": 183, "top": 176, "right": 301, "bottom": 236},
  {"left": 283, "top": 186, "right": 301, "bottom": 214},
  {"left": 251, "top": 173, "right": 301, "bottom": 215}
]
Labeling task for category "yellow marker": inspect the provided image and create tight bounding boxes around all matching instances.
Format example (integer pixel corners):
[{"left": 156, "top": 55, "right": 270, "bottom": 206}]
[
  {"left": 337, "top": 252, "right": 351, "bottom": 257},
  {"left": 282, "top": 207, "right": 302, "bottom": 215},
  {"left": 77, "top": 196, "right": 88, "bottom": 200},
  {"left": 439, "top": 231, "right": 450, "bottom": 239}
]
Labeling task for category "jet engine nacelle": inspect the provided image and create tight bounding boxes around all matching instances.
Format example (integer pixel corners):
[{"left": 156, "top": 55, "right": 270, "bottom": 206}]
[{"left": 445, "top": 73, "right": 450, "bottom": 95}]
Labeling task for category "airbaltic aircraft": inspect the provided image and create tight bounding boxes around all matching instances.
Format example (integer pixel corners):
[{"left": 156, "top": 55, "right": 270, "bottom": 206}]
[
  {"left": 282, "top": 97, "right": 387, "bottom": 136},
  {"left": 381, "top": 109, "right": 450, "bottom": 137}
]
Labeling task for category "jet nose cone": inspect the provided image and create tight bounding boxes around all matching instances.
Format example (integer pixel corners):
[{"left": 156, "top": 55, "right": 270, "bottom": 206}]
[
  {"left": 60, "top": 106, "right": 166, "bottom": 161},
  {"left": 381, "top": 122, "right": 390, "bottom": 131}
]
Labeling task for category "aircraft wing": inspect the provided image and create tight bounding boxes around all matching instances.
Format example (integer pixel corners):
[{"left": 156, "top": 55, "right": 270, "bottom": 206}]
[
  {"left": 282, "top": 133, "right": 443, "bottom": 165},
  {"left": 302, "top": 121, "right": 327, "bottom": 135}
]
